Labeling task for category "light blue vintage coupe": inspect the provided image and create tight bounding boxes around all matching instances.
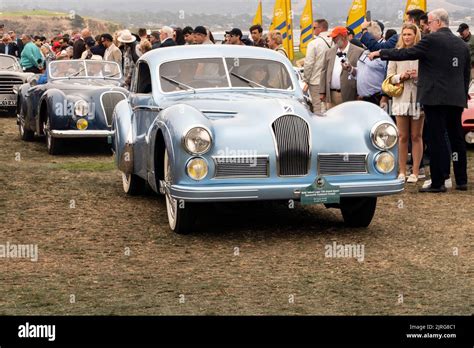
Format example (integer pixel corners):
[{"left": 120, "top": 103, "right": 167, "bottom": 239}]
[{"left": 113, "top": 45, "right": 404, "bottom": 234}]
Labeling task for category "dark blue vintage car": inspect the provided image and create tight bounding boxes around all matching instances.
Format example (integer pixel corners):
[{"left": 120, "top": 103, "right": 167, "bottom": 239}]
[{"left": 17, "top": 60, "right": 128, "bottom": 154}]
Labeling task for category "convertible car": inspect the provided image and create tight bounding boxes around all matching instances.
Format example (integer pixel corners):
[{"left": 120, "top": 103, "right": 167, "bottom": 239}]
[
  {"left": 113, "top": 45, "right": 404, "bottom": 234},
  {"left": 17, "top": 60, "right": 128, "bottom": 154},
  {"left": 0, "top": 54, "right": 34, "bottom": 117}
]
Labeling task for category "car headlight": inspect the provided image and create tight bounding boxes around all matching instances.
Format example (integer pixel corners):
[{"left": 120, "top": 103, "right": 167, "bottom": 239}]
[
  {"left": 74, "top": 100, "right": 90, "bottom": 117},
  {"left": 371, "top": 122, "right": 398, "bottom": 150},
  {"left": 186, "top": 157, "right": 208, "bottom": 180},
  {"left": 375, "top": 152, "right": 395, "bottom": 174},
  {"left": 183, "top": 127, "right": 212, "bottom": 155},
  {"left": 76, "top": 118, "right": 88, "bottom": 130}
]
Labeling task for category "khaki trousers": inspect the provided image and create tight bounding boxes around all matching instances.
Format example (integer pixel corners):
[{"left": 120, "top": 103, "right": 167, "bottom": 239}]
[
  {"left": 309, "top": 84, "right": 326, "bottom": 113},
  {"left": 327, "top": 90, "right": 343, "bottom": 110}
]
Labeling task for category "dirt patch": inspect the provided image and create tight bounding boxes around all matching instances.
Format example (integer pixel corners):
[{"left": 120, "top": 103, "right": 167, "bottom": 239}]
[{"left": 0, "top": 117, "right": 472, "bottom": 315}]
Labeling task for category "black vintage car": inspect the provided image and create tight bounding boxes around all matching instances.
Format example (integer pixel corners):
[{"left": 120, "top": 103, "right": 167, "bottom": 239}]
[
  {"left": 17, "top": 60, "right": 128, "bottom": 154},
  {"left": 0, "top": 54, "right": 34, "bottom": 116}
]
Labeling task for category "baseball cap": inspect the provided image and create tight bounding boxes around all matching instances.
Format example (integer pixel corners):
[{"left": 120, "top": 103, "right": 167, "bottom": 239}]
[
  {"left": 229, "top": 28, "right": 243, "bottom": 38},
  {"left": 457, "top": 23, "right": 469, "bottom": 33},
  {"left": 330, "top": 26, "right": 348, "bottom": 38}
]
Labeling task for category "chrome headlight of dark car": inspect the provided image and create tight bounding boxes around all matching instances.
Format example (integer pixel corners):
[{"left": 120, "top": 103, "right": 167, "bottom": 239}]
[
  {"left": 74, "top": 100, "right": 90, "bottom": 117},
  {"left": 183, "top": 127, "right": 212, "bottom": 155},
  {"left": 371, "top": 122, "right": 398, "bottom": 150}
]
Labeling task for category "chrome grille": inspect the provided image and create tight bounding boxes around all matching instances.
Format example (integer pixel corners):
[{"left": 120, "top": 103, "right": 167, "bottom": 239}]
[
  {"left": 272, "top": 115, "right": 310, "bottom": 176},
  {"left": 101, "top": 92, "right": 126, "bottom": 126},
  {"left": 0, "top": 76, "right": 23, "bottom": 94},
  {"left": 318, "top": 154, "right": 368, "bottom": 175},
  {"left": 213, "top": 156, "right": 269, "bottom": 178}
]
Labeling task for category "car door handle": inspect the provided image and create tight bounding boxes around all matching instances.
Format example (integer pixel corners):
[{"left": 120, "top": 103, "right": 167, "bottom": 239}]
[{"left": 132, "top": 105, "right": 162, "bottom": 112}]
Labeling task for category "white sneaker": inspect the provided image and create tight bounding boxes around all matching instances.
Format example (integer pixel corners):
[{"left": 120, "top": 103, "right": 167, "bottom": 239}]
[
  {"left": 407, "top": 174, "right": 418, "bottom": 183},
  {"left": 422, "top": 178, "right": 452, "bottom": 189},
  {"left": 398, "top": 174, "right": 406, "bottom": 182},
  {"left": 418, "top": 167, "right": 426, "bottom": 179}
]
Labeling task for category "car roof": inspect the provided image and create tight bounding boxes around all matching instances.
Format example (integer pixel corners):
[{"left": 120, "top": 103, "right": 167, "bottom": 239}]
[{"left": 139, "top": 45, "right": 292, "bottom": 67}]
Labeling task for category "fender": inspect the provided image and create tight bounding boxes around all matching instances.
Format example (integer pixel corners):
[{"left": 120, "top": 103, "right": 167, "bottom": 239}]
[
  {"left": 151, "top": 103, "right": 215, "bottom": 185},
  {"left": 36, "top": 89, "right": 67, "bottom": 133},
  {"left": 114, "top": 99, "right": 133, "bottom": 173}
]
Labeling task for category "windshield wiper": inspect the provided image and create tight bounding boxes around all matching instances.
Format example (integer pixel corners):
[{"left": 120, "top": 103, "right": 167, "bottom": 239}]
[
  {"left": 161, "top": 75, "right": 195, "bottom": 93},
  {"left": 230, "top": 72, "right": 267, "bottom": 90},
  {"left": 67, "top": 67, "right": 86, "bottom": 78},
  {"left": 104, "top": 72, "right": 121, "bottom": 78}
]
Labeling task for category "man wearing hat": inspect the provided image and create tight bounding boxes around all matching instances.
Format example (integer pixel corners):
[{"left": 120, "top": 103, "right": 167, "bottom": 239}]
[
  {"left": 457, "top": 23, "right": 474, "bottom": 78},
  {"left": 319, "top": 26, "right": 364, "bottom": 109},
  {"left": 228, "top": 28, "right": 244, "bottom": 45},
  {"left": 193, "top": 26, "right": 213, "bottom": 45}
]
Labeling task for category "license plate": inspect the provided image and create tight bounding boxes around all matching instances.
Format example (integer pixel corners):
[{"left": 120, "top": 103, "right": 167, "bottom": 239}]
[{"left": 0, "top": 100, "right": 16, "bottom": 106}]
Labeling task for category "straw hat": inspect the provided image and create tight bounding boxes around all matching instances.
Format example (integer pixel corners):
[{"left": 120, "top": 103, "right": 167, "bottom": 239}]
[{"left": 117, "top": 30, "right": 136, "bottom": 43}]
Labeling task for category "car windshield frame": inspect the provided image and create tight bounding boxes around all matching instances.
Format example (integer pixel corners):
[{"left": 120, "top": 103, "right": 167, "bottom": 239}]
[
  {"left": 157, "top": 56, "right": 295, "bottom": 95},
  {"left": 0, "top": 55, "right": 21, "bottom": 72},
  {"left": 48, "top": 60, "right": 122, "bottom": 80}
]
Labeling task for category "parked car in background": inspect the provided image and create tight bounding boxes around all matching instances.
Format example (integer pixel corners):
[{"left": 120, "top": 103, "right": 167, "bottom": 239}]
[
  {"left": 113, "top": 45, "right": 404, "bottom": 234},
  {"left": 17, "top": 60, "right": 128, "bottom": 154},
  {"left": 462, "top": 80, "right": 474, "bottom": 144},
  {"left": 0, "top": 54, "right": 34, "bottom": 117}
]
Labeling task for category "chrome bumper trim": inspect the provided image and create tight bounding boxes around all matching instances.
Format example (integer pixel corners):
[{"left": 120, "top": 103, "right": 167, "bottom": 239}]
[{"left": 50, "top": 130, "right": 114, "bottom": 138}]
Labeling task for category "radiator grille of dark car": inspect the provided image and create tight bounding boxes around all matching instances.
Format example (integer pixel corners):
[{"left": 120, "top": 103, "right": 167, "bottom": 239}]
[
  {"left": 101, "top": 92, "right": 126, "bottom": 126},
  {"left": 318, "top": 154, "right": 368, "bottom": 175},
  {"left": 0, "top": 76, "right": 23, "bottom": 94},
  {"left": 272, "top": 115, "right": 310, "bottom": 176},
  {"left": 214, "top": 156, "right": 269, "bottom": 178}
]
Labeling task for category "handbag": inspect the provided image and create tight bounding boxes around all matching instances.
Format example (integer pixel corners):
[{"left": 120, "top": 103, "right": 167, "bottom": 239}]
[{"left": 382, "top": 74, "right": 404, "bottom": 98}]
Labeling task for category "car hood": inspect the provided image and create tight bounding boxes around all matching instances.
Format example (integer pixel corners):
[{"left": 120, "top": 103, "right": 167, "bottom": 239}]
[{"left": 165, "top": 92, "right": 311, "bottom": 124}]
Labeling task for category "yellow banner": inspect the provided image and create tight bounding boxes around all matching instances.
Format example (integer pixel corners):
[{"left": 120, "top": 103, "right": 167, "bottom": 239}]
[
  {"left": 252, "top": 0, "right": 263, "bottom": 26},
  {"left": 346, "top": 0, "right": 367, "bottom": 35},
  {"left": 299, "top": 0, "right": 313, "bottom": 55},
  {"left": 270, "top": 0, "right": 294, "bottom": 60},
  {"left": 405, "top": 0, "right": 427, "bottom": 16}
]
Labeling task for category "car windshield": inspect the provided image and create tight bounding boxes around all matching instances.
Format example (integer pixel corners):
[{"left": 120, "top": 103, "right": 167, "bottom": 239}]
[
  {"left": 0, "top": 56, "right": 21, "bottom": 71},
  {"left": 49, "top": 60, "right": 122, "bottom": 79},
  {"left": 159, "top": 57, "right": 293, "bottom": 93}
]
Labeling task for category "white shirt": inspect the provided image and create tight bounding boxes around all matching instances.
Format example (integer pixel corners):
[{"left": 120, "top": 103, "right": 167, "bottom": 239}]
[{"left": 330, "top": 43, "right": 350, "bottom": 90}]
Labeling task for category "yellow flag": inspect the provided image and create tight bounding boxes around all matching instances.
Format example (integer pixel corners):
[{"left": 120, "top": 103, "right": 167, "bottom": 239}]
[
  {"left": 346, "top": 0, "right": 367, "bottom": 36},
  {"left": 299, "top": 0, "right": 313, "bottom": 56},
  {"left": 270, "top": 0, "right": 294, "bottom": 60},
  {"left": 405, "top": 0, "right": 427, "bottom": 17},
  {"left": 286, "top": 0, "right": 294, "bottom": 60},
  {"left": 252, "top": 0, "right": 263, "bottom": 26}
]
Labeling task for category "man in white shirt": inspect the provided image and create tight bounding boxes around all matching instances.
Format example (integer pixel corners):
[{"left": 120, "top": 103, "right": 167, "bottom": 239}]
[
  {"left": 319, "top": 26, "right": 365, "bottom": 109},
  {"left": 303, "top": 19, "right": 332, "bottom": 113}
]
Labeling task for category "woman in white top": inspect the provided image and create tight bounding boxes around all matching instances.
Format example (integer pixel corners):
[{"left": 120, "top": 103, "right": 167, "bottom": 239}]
[{"left": 387, "top": 23, "right": 423, "bottom": 183}]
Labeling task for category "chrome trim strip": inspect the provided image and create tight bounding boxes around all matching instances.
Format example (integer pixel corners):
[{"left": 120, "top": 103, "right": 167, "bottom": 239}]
[{"left": 50, "top": 130, "right": 114, "bottom": 138}]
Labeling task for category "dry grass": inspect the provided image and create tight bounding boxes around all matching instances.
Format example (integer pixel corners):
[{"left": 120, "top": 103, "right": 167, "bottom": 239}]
[{"left": 0, "top": 117, "right": 472, "bottom": 315}]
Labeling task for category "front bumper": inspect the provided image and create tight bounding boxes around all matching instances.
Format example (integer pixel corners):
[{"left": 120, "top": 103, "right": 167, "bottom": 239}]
[
  {"left": 165, "top": 178, "right": 405, "bottom": 202},
  {"left": 50, "top": 130, "right": 114, "bottom": 138}
]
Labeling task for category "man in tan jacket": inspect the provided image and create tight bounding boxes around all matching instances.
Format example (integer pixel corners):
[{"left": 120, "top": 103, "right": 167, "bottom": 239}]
[
  {"left": 303, "top": 19, "right": 332, "bottom": 113},
  {"left": 319, "top": 27, "right": 364, "bottom": 109},
  {"left": 101, "top": 33, "right": 123, "bottom": 68}
]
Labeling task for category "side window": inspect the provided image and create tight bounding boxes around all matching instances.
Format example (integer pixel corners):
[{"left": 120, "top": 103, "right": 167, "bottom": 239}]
[{"left": 136, "top": 62, "right": 152, "bottom": 94}]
